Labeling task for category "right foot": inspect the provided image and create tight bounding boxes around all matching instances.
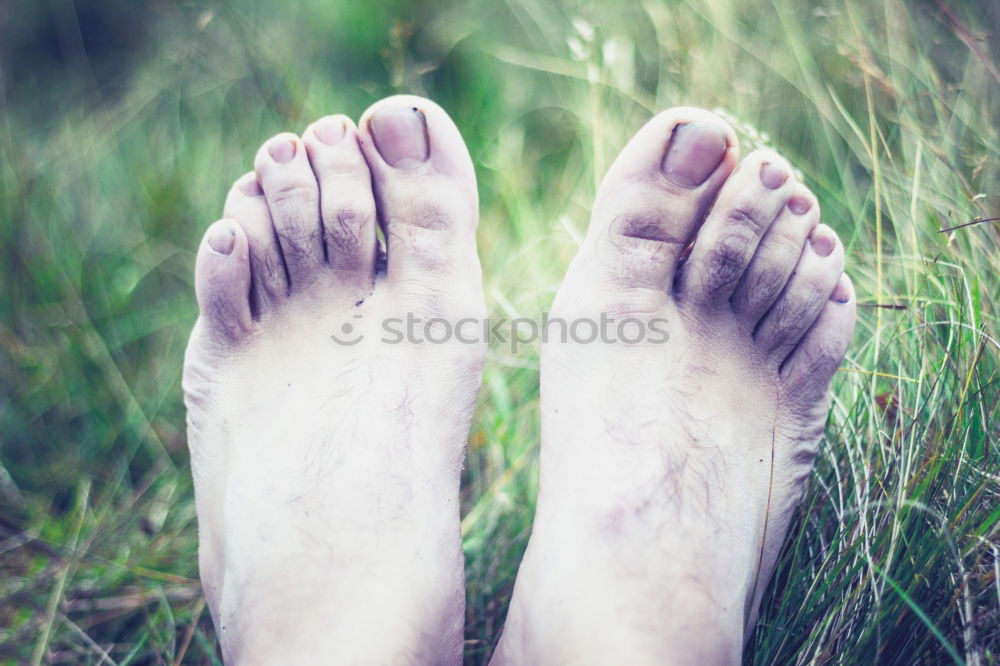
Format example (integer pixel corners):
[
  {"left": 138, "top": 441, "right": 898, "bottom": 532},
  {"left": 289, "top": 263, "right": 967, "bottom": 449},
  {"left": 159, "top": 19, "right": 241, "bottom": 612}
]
[
  {"left": 494, "top": 108, "right": 856, "bottom": 665},
  {"left": 183, "top": 96, "right": 484, "bottom": 664}
]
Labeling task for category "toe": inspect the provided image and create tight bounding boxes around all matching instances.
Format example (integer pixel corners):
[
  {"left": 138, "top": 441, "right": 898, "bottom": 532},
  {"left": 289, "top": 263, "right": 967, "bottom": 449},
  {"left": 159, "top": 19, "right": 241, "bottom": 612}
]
[
  {"left": 754, "top": 224, "right": 845, "bottom": 363},
  {"left": 254, "top": 133, "right": 324, "bottom": 288},
  {"left": 780, "top": 273, "right": 856, "bottom": 406},
  {"left": 677, "top": 150, "right": 798, "bottom": 305},
  {"left": 581, "top": 107, "right": 738, "bottom": 293},
  {"left": 195, "top": 219, "right": 252, "bottom": 342},
  {"left": 357, "top": 95, "right": 480, "bottom": 294},
  {"left": 224, "top": 172, "right": 288, "bottom": 314},
  {"left": 731, "top": 185, "right": 819, "bottom": 328},
  {"left": 303, "top": 115, "right": 378, "bottom": 287}
]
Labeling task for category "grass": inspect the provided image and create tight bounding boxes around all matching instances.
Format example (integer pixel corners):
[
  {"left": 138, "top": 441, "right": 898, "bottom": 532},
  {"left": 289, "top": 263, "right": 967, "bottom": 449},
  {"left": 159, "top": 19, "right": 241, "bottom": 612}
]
[{"left": 1, "top": 0, "right": 998, "bottom": 663}]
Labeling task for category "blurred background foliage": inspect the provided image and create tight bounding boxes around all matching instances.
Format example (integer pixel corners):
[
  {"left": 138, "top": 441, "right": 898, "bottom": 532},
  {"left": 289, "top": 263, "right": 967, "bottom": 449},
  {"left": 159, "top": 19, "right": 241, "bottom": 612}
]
[{"left": 1, "top": 0, "right": 998, "bottom": 663}]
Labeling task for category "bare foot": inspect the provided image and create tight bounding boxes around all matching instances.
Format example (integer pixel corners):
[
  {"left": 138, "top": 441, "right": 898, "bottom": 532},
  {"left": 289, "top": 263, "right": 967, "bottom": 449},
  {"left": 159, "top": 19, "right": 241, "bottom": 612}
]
[
  {"left": 493, "top": 108, "right": 855, "bottom": 665},
  {"left": 183, "top": 96, "right": 484, "bottom": 664}
]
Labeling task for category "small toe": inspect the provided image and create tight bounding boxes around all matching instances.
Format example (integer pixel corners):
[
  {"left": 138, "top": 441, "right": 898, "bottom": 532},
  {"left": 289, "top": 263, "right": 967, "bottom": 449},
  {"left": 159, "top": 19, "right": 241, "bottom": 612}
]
[
  {"left": 195, "top": 219, "right": 252, "bottom": 342},
  {"left": 677, "top": 150, "right": 798, "bottom": 305},
  {"left": 357, "top": 95, "right": 480, "bottom": 296},
  {"left": 303, "top": 115, "right": 378, "bottom": 287},
  {"left": 731, "top": 185, "right": 820, "bottom": 328},
  {"left": 254, "top": 133, "right": 324, "bottom": 288},
  {"left": 755, "top": 223, "right": 845, "bottom": 363},
  {"left": 581, "top": 107, "right": 738, "bottom": 294},
  {"left": 780, "top": 273, "right": 856, "bottom": 406},
  {"left": 224, "top": 172, "right": 288, "bottom": 314}
]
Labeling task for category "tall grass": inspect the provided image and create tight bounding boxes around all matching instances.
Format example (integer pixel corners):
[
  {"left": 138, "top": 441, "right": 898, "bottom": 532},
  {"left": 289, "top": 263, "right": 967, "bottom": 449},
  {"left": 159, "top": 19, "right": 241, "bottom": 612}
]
[{"left": 1, "top": 0, "right": 997, "bottom": 663}]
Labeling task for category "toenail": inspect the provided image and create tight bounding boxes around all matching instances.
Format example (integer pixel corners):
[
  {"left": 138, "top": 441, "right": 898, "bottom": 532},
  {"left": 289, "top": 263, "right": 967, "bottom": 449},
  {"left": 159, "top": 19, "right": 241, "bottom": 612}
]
[
  {"left": 267, "top": 138, "right": 297, "bottom": 163},
  {"left": 788, "top": 193, "right": 813, "bottom": 215},
  {"left": 207, "top": 220, "right": 237, "bottom": 256},
  {"left": 809, "top": 228, "right": 836, "bottom": 257},
  {"left": 831, "top": 273, "right": 852, "bottom": 303},
  {"left": 760, "top": 161, "right": 789, "bottom": 189},
  {"left": 370, "top": 106, "right": 429, "bottom": 169},
  {"left": 239, "top": 175, "right": 263, "bottom": 196},
  {"left": 314, "top": 116, "right": 346, "bottom": 145},
  {"left": 662, "top": 122, "right": 728, "bottom": 187}
]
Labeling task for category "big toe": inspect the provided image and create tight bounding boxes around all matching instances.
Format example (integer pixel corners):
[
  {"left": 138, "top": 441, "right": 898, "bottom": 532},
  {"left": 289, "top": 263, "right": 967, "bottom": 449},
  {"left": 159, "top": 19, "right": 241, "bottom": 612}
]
[
  {"left": 569, "top": 107, "right": 739, "bottom": 302},
  {"left": 357, "top": 95, "right": 482, "bottom": 305}
]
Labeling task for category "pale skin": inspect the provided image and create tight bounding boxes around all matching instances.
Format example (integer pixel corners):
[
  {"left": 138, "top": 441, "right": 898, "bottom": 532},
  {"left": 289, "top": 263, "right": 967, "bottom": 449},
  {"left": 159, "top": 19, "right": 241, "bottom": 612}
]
[{"left": 184, "top": 95, "right": 855, "bottom": 664}]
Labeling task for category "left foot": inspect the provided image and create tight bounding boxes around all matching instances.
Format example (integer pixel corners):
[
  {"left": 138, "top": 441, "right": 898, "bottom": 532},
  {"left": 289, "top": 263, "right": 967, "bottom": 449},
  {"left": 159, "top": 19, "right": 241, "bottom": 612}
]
[
  {"left": 183, "top": 96, "right": 484, "bottom": 664},
  {"left": 494, "top": 108, "right": 856, "bottom": 665}
]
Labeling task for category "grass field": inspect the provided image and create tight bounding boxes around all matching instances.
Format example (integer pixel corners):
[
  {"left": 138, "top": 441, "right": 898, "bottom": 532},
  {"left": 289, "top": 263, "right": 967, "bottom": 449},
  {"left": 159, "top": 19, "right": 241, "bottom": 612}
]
[{"left": 1, "top": 0, "right": 998, "bottom": 663}]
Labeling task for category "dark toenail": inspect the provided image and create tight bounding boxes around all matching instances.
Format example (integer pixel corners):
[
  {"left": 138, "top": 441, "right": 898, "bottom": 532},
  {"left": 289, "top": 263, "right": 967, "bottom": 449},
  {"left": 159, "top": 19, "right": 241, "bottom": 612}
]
[
  {"left": 370, "top": 106, "right": 429, "bottom": 169},
  {"left": 239, "top": 176, "right": 263, "bottom": 196},
  {"left": 760, "top": 161, "right": 789, "bottom": 189},
  {"left": 788, "top": 193, "right": 813, "bottom": 215},
  {"left": 314, "top": 116, "right": 346, "bottom": 145},
  {"left": 809, "top": 228, "right": 836, "bottom": 257},
  {"left": 831, "top": 274, "right": 852, "bottom": 303},
  {"left": 662, "top": 122, "right": 728, "bottom": 188},
  {"left": 267, "top": 138, "right": 297, "bottom": 163},
  {"left": 207, "top": 220, "right": 237, "bottom": 255}
]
